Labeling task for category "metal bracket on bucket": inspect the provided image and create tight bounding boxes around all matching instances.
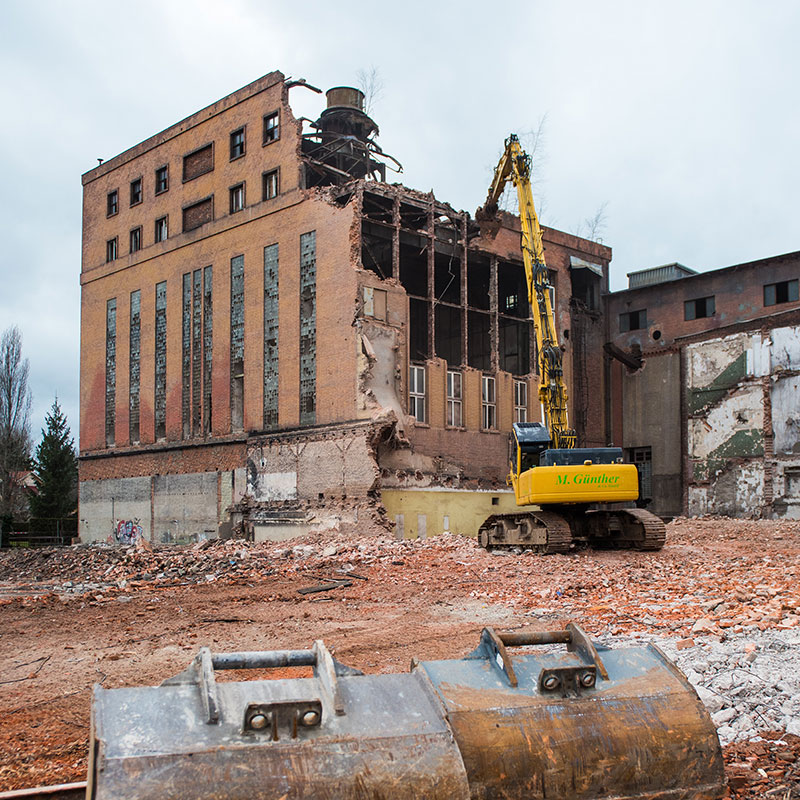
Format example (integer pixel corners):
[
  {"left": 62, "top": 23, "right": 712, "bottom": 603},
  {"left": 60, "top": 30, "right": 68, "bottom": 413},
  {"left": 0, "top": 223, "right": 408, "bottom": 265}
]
[
  {"left": 162, "top": 639, "right": 360, "bottom": 724},
  {"left": 474, "top": 622, "right": 609, "bottom": 694},
  {"left": 243, "top": 698, "right": 323, "bottom": 739}
]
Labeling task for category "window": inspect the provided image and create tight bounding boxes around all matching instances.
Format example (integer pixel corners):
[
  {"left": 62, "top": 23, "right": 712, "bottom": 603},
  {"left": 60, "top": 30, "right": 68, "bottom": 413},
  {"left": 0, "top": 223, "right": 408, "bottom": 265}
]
[
  {"left": 129, "top": 226, "right": 142, "bottom": 253},
  {"left": 514, "top": 380, "right": 528, "bottom": 423},
  {"left": 685, "top": 295, "right": 715, "bottom": 320},
  {"left": 107, "top": 189, "right": 118, "bottom": 217},
  {"left": 154, "top": 216, "right": 168, "bottom": 243},
  {"left": 183, "top": 143, "right": 214, "bottom": 182},
  {"left": 262, "top": 169, "right": 279, "bottom": 200},
  {"left": 130, "top": 177, "right": 142, "bottom": 206},
  {"left": 155, "top": 165, "right": 168, "bottom": 194},
  {"left": 409, "top": 365, "right": 426, "bottom": 423},
  {"left": 106, "top": 237, "right": 118, "bottom": 262},
  {"left": 263, "top": 111, "right": 279, "bottom": 144},
  {"left": 482, "top": 375, "right": 496, "bottom": 430},
  {"left": 229, "top": 183, "right": 245, "bottom": 214},
  {"left": 446, "top": 370, "right": 462, "bottom": 427},
  {"left": 619, "top": 309, "right": 646, "bottom": 332},
  {"left": 182, "top": 196, "right": 213, "bottom": 232},
  {"left": 628, "top": 446, "right": 653, "bottom": 501},
  {"left": 230, "top": 127, "right": 245, "bottom": 160},
  {"left": 764, "top": 279, "right": 799, "bottom": 307}
]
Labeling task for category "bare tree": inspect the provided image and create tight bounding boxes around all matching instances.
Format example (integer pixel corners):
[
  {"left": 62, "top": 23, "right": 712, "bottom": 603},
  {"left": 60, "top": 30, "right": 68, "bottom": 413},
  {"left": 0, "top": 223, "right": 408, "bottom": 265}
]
[
  {"left": 574, "top": 202, "right": 609, "bottom": 243},
  {"left": 355, "top": 66, "right": 384, "bottom": 117},
  {"left": 0, "top": 326, "right": 33, "bottom": 524}
]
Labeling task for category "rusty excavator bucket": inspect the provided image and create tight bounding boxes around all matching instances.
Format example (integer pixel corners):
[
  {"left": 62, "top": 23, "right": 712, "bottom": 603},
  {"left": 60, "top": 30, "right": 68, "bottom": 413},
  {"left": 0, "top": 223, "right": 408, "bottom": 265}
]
[{"left": 88, "top": 624, "right": 725, "bottom": 800}]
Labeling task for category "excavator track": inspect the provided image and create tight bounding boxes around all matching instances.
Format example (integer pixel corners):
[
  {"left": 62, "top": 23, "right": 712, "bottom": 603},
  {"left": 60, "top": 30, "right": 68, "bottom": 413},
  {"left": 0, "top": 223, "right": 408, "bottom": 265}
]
[
  {"left": 478, "top": 510, "right": 572, "bottom": 554},
  {"left": 623, "top": 507, "right": 667, "bottom": 550}
]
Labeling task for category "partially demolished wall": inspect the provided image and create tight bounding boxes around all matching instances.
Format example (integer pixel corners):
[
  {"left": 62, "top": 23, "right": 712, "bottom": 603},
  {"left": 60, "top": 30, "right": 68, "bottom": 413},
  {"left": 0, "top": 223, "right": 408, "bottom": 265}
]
[{"left": 686, "top": 325, "right": 800, "bottom": 518}]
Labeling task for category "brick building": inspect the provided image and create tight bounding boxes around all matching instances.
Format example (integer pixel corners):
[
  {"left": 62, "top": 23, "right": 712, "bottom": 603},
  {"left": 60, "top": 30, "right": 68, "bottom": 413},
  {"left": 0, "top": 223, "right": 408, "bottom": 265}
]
[
  {"left": 605, "top": 253, "right": 800, "bottom": 519},
  {"left": 78, "top": 70, "right": 611, "bottom": 543}
]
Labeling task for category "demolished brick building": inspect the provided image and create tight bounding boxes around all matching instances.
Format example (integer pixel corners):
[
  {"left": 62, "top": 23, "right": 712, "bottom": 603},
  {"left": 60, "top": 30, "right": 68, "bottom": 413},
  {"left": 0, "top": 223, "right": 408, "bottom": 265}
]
[{"left": 78, "top": 71, "right": 612, "bottom": 543}]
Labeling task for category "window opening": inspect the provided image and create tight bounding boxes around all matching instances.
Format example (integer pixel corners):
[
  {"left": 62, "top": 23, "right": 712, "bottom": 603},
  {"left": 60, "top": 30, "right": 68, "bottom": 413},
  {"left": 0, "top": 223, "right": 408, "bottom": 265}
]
[
  {"left": 129, "top": 227, "right": 142, "bottom": 254},
  {"left": 263, "top": 112, "right": 279, "bottom": 144},
  {"left": 106, "top": 237, "right": 118, "bottom": 262},
  {"left": 230, "top": 127, "right": 245, "bottom": 160},
  {"left": 230, "top": 183, "right": 245, "bottom": 214},
  {"left": 155, "top": 166, "right": 168, "bottom": 194},
  {"left": 619, "top": 309, "right": 647, "bottom": 332},
  {"left": 154, "top": 216, "right": 168, "bottom": 243},
  {"left": 409, "top": 365, "right": 426, "bottom": 423},
  {"left": 685, "top": 296, "right": 715, "bottom": 320},
  {"left": 435, "top": 304, "right": 461, "bottom": 365},
  {"left": 514, "top": 380, "right": 527, "bottom": 423},
  {"left": 107, "top": 190, "right": 118, "bottom": 217},
  {"left": 183, "top": 143, "right": 214, "bottom": 182},
  {"left": 262, "top": 169, "right": 279, "bottom": 200},
  {"left": 764, "top": 279, "right": 799, "bottom": 306},
  {"left": 130, "top": 177, "right": 142, "bottom": 206},
  {"left": 129, "top": 290, "right": 140, "bottom": 443},
  {"left": 105, "top": 298, "right": 116, "bottom": 447},
  {"left": 446, "top": 370, "right": 462, "bottom": 427},
  {"left": 482, "top": 375, "right": 496, "bottom": 430}
]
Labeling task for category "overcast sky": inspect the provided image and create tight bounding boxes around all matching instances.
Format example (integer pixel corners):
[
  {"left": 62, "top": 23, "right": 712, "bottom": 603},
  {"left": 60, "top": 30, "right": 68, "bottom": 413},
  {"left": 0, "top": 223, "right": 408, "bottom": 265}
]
[{"left": 1, "top": 0, "right": 798, "bottom": 446}]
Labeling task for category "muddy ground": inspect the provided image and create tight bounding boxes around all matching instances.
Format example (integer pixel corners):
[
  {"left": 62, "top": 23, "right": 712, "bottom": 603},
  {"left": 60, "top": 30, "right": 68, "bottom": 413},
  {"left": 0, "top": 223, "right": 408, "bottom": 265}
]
[{"left": 0, "top": 516, "right": 798, "bottom": 798}]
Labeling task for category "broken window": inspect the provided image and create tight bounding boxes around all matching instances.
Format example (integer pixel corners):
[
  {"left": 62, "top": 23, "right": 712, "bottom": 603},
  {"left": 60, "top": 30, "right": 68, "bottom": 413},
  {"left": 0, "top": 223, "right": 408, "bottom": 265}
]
[
  {"left": 362, "top": 191, "right": 394, "bottom": 223},
  {"left": 435, "top": 304, "right": 461, "bottom": 366},
  {"left": 183, "top": 143, "right": 214, "bottom": 182},
  {"left": 155, "top": 165, "right": 168, "bottom": 194},
  {"left": 106, "top": 237, "right": 117, "bottom": 262},
  {"left": 499, "top": 318, "right": 530, "bottom": 376},
  {"left": 230, "top": 127, "right": 245, "bottom": 160},
  {"left": 498, "top": 261, "right": 528, "bottom": 318},
  {"left": 182, "top": 273, "right": 192, "bottom": 439},
  {"left": 129, "top": 226, "right": 142, "bottom": 254},
  {"left": 467, "top": 253, "right": 491, "bottom": 310},
  {"left": 130, "top": 177, "right": 142, "bottom": 206},
  {"left": 409, "top": 364, "right": 426, "bottom": 423},
  {"left": 468, "top": 310, "right": 491, "bottom": 370},
  {"left": 230, "top": 255, "right": 245, "bottom": 431},
  {"left": 399, "top": 231, "right": 428, "bottom": 297},
  {"left": 434, "top": 243, "right": 461, "bottom": 305},
  {"left": 129, "top": 290, "right": 140, "bottom": 443},
  {"left": 299, "top": 232, "right": 317, "bottom": 425},
  {"left": 447, "top": 370, "right": 462, "bottom": 427},
  {"left": 105, "top": 298, "right": 116, "bottom": 447},
  {"left": 183, "top": 196, "right": 213, "bottom": 232},
  {"left": 229, "top": 183, "right": 245, "bottom": 214},
  {"left": 361, "top": 220, "right": 393, "bottom": 279},
  {"left": 482, "top": 375, "right": 496, "bottom": 430},
  {"left": 154, "top": 281, "right": 167, "bottom": 440},
  {"left": 685, "top": 295, "right": 715, "bottom": 320},
  {"left": 154, "top": 216, "right": 168, "bottom": 243},
  {"left": 399, "top": 202, "right": 428, "bottom": 232},
  {"left": 570, "top": 261, "right": 602, "bottom": 311},
  {"left": 262, "top": 169, "right": 279, "bottom": 200},
  {"left": 764, "top": 279, "right": 799, "bottom": 307},
  {"left": 264, "top": 244, "right": 279, "bottom": 430},
  {"left": 203, "top": 266, "right": 212, "bottom": 435},
  {"left": 619, "top": 309, "right": 646, "bottom": 332},
  {"left": 628, "top": 446, "right": 652, "bottom": 501},
  {"left": 263, "top": 111, "right": 279, "bottom": 144},
  {"left": 514, "top": 379, "right": 527, "bottom": 423},
  {"left": 409, "top": 298, "right": 430, "bottom": 362}
]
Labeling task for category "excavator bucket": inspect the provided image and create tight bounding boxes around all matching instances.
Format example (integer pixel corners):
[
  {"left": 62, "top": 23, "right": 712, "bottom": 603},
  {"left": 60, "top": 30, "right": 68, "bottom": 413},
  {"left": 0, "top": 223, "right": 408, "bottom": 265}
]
[
  {"left": 88, "top": 625, "right": 725, "bottom": 800},
  {"left": 413, "top": 623, "right": 726, "bottom": 799},
  {"left": 88, "top": 640, "right": 471, "bottom": 799}
]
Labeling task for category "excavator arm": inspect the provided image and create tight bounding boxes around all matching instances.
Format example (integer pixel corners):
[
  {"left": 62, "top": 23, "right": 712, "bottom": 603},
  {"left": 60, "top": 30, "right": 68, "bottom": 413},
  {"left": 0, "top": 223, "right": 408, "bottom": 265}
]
[{"left": 482, "top": 135, "right": 576, "bottom": 450}]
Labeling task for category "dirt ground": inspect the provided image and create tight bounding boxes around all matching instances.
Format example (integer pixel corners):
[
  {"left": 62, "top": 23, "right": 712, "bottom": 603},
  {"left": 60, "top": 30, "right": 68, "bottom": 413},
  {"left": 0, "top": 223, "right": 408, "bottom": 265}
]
[{"left": 1, "top": 515, "right": 799, "bottom": 797}]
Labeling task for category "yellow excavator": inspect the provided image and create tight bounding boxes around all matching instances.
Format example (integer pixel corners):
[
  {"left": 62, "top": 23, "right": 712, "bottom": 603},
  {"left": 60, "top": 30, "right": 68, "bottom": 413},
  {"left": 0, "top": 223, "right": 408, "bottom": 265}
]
[{"left": 478, "top": 135, "right": 666, "bottom": 553}]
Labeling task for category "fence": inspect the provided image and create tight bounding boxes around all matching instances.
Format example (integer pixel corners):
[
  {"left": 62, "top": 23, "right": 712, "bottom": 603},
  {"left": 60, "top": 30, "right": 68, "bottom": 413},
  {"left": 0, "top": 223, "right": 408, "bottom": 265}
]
[{"left": 0, "top": 517, "right": 78, "bottom": 548}]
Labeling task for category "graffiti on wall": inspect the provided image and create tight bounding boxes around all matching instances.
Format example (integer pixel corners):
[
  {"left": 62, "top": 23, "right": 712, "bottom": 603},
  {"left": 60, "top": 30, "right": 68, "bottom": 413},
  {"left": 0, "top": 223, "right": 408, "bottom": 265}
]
[{"left": 112, "top": 519, "right": 143, "bottom": 545}]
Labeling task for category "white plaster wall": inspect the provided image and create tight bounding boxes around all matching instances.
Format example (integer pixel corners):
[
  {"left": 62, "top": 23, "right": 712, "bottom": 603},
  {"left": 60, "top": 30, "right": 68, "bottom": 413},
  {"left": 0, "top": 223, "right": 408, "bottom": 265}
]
[
  {"left": 770, "top": 326, "right": 800, "bottom": 371},
  {"left": 688, "top": 386, "right": 764, "bottom": 460},
  {"left": 772, "top": 375, "right": 800, "bottom": 456}
]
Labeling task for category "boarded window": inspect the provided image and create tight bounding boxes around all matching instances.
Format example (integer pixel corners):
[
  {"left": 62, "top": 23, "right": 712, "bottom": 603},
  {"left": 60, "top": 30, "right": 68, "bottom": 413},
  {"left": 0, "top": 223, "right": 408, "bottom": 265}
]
[
  {"left": 183, "top": 143, "right": 214, "bottom": 182},
  {"left": 183, "top": 197, "right": 213, "bottom": 232},
  {"left": 129, "top": 290, "right": 141, "bottom": 443},
  {"left": 264, "top": 244, "right": 279, "bottom": 429},
  {"left": 299, "top": 232, "right": 317, "bottom": 425},
  {"left": 230, "top": 255, "right": 245, "bottom": 431},
  {"left": 155, "top": 281, "right": 167, "bottom": 439},
  {"left": 105, "top": 298, "right": 116, "bottom": 447}
]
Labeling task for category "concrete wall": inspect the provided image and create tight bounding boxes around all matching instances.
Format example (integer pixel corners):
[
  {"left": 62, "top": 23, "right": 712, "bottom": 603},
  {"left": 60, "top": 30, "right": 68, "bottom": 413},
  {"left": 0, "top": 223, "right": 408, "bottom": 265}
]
[
  {"left": 381, "top": 488, "right": 518, "bottom": 539},
  {"left": 621, "top": 351, "right": 682, "bottom": 517},
  {"left": 79, "top": 468, "right": 245, "bottom": 544}
]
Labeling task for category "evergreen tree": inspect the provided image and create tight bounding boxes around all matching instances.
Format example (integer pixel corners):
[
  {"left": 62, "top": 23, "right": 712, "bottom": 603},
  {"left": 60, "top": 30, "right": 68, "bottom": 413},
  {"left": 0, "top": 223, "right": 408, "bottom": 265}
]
[{"left": 29, "top": 399, "right": 77, "bottom": 521}]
